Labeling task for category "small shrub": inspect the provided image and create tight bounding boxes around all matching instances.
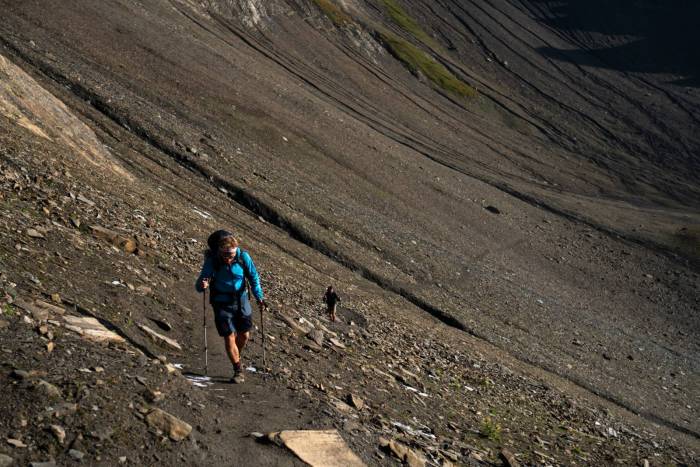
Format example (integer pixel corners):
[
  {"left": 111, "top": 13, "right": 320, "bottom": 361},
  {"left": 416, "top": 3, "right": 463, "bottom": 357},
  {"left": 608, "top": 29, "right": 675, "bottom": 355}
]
[
  {"left": 480, "top": 377, "right": 494, "bottom": 387},
  {"left": 312, "top": 0, "right": 352, "bottom": 27},
  {"left": 1, "top": 303, "right": 15, "bottom": 316},
  {"left": 378, "top": 32, "right": 476, "bottom": 98},
  {"left": 480, "top": 416, "right": 502, "bottom": 442}
]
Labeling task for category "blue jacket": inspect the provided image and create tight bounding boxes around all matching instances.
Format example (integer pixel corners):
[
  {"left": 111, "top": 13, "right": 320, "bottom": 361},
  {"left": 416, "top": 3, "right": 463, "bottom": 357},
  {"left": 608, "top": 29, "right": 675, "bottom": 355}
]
[{"left": 195, "top": 248, "right": 264, "bottom": 303}]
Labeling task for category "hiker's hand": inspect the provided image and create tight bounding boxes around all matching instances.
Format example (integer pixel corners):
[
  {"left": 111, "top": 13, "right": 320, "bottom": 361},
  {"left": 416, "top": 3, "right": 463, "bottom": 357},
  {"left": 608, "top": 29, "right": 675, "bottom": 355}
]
[
  {"left": 258, "top": 299, "right": 267, "bottom": 310},
  {"left": 201, "top": 278, "right": 210, "bottom": 290}
]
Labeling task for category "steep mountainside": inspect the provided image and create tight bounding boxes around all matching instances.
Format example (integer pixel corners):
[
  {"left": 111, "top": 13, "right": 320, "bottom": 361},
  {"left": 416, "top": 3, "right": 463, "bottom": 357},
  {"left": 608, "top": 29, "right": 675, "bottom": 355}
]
[{"left": 0, "top": 0, "right": 698, "bottom": 465}]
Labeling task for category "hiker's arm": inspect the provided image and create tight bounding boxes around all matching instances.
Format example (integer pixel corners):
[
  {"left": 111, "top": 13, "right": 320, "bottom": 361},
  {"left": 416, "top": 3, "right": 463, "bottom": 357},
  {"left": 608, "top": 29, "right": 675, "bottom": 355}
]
[
  {"left": 242, "top": 252, "right": 264, "bottom": 303},
  {"left": 195, "top": 257, "right": 214, "bottom": 292}
]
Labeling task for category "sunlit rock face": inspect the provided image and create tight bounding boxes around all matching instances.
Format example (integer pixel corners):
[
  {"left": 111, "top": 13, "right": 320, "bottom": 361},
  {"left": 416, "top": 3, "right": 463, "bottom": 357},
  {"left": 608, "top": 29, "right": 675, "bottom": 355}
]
[{"left": 0, "top": 54, "right": 132, "bottom": 179}]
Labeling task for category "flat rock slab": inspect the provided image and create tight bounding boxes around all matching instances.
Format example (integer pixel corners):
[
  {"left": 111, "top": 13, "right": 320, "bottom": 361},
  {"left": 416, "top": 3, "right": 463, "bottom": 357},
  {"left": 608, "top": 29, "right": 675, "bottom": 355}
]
[
  {"left": 329, "top": 338, "right": 346, "bottom": 349},
  {"left": 347, "top": 393, "right": 364, "bottom": 410},
  {"left": 35, "top": 380, "right": 62, "bottom": 399},
  {"left": 15, "top": 298, "right": 66, "bottom": 320},
  {"left": 138, "top": 324, "right": 182, "bottom": 350},
  {"left": 61, "top": 315, "right": 125, "bottom": 344},
  {"left": 500, "top": 448, "right": 519, "bottom": 467},
  {"left": 277, "top": 312, "right": 310, "bottom": 335},
  {"left": 34, "top": 299, "right": 66, "bottom": 316},
  {"left": 6, "top": 438, "right": 27, "bottom": 448},
  {"left": 303, "top": 341, "right": 323, "bottom": 353},
  {"left": 278, "top": 430, "right": 365, "bottom": 467},
  {"left": 379, "top": 438, "right": 426, "bottom": 467},
  {"left": 307, "top": 329, "right": 324, "bottom": 346},
  {"left": 89, "top": 225, "right": 138, "bottom": 253},
  {"left": 145, "top": 408, "right": 192, "bottom": 441},
  {"left": 328, "top": 398, "right": 354, "bottom": 414}
]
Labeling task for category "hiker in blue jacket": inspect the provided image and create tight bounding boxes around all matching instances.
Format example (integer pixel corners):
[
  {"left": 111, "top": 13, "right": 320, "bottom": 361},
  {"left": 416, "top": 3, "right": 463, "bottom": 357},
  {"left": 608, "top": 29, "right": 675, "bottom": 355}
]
[{"left": 196, "top": 233, "right": 266, "bottom": 383}]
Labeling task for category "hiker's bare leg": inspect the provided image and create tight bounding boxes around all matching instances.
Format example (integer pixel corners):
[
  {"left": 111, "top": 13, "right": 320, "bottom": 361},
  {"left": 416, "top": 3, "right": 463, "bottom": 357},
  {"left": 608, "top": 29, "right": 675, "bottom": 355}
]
[
  {"left": 330, "top": 304, "right": 336, "bottom": 322},
  {"left": 235, "top": 331, "right": 249, "bottom": 353},
  {"left": 224, "top": 333, "right": 240, "bottom": 365}
]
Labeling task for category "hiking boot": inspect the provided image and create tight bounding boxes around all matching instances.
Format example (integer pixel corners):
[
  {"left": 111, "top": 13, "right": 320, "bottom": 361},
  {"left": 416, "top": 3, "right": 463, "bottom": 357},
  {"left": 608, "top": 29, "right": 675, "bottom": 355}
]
[
  {"left": 231, "top": 368, "right": 245, "bottom": 384},
  {"left": 232, "top": 372, "right": 245, "bottom": 384}
]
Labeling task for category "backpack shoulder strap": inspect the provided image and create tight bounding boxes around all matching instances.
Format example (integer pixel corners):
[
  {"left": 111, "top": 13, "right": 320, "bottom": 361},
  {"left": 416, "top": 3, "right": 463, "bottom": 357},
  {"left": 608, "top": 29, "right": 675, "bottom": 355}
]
[
  {"left": 235, "top": 249, "right": 250, "bottom": 276},
  {"left": 235, "top": 249, "right": 253, "bottom": 297}
]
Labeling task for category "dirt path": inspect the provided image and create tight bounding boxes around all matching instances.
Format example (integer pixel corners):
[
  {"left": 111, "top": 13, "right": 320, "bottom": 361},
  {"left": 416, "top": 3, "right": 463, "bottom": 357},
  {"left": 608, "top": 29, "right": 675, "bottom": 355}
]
[{"left": 176, "top": 290, "right": 338, "bottom": 466}]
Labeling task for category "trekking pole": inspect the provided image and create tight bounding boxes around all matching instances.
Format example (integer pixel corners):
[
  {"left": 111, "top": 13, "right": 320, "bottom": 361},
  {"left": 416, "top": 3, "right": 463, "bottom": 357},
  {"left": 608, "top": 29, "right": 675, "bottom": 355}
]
[
  {"left": 260, "top": 302, "right": 267, "bottom": 369},
  {"left": 262, "top": 304, "right": 267, "bottom": 368},
  {"left": 203, "top": 288, "right": 208, "bottom": 376}
]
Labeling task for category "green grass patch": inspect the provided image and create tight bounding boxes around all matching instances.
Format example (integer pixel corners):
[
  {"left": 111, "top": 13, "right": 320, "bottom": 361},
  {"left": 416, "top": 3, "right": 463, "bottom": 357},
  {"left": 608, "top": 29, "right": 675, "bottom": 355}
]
[
  {"left": 380, "top": 0, "right": 436, "bottom": 47},
  {"left": 312, "top": 0, "right": 353, "bottom": 27},
  {"left": 379, "top": 32, "right": 476, "bottom": 98}
]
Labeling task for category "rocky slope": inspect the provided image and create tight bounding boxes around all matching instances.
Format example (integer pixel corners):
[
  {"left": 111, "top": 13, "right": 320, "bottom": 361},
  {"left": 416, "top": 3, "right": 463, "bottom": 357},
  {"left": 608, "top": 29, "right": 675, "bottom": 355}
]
[{"left": 0, "top": 0, "right": 698, "bottom": 465}]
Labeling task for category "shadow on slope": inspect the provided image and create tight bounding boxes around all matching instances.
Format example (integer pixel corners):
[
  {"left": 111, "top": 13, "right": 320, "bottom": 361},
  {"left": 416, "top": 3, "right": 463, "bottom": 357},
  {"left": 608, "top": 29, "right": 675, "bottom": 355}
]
[{"left": 530, "top": 0, "right": 700, "bottom": 86}]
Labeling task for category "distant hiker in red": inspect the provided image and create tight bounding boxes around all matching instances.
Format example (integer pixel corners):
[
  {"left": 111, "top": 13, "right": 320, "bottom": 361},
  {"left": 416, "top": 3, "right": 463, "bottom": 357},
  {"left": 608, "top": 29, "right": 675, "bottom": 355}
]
[
  {"left": 196, "top": 231, "right": 266, "bottom": 384},
  {"left": 323, "top": 286, "right": 341, "bottom": 322}
]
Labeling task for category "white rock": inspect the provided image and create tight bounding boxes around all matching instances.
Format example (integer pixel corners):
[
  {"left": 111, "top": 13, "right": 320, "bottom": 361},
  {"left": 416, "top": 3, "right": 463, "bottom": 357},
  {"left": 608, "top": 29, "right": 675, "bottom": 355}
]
[{"left": 49, "top": 425, "right": 65, "bottom": 444}]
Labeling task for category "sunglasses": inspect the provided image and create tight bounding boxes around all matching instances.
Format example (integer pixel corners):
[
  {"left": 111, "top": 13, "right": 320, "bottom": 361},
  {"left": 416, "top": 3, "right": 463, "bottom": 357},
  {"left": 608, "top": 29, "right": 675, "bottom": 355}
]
[{"left": 220, "top": 249, "right": 236, "bottom": 258}]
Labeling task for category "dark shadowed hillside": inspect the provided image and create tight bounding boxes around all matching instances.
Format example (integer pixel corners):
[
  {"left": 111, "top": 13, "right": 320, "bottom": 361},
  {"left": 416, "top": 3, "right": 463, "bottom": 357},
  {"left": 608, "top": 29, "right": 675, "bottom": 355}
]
[
  {"left": 532, "top": 0, "right": 700, "bottom": 85},
  {"left": 0, "top": 0, "right": 698, "bottom": 465}
]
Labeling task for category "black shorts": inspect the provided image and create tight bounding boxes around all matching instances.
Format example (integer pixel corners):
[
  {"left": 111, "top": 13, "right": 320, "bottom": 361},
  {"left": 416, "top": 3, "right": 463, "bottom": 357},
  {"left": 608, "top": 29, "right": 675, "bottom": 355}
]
[{"left": 213, "top": 298, "right": 253, "bottom": 337}]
